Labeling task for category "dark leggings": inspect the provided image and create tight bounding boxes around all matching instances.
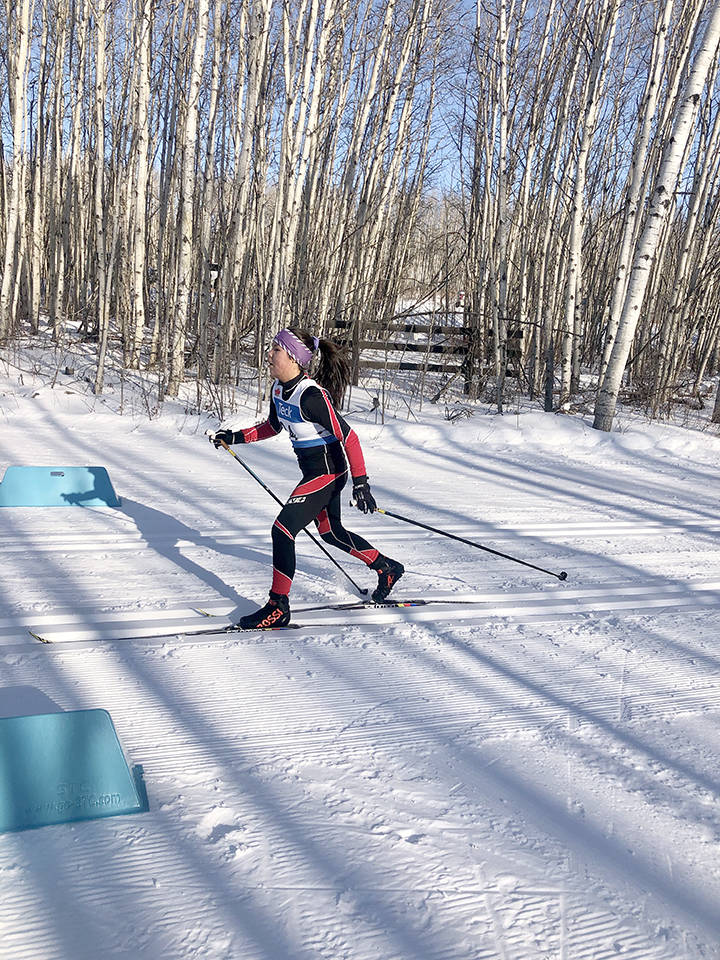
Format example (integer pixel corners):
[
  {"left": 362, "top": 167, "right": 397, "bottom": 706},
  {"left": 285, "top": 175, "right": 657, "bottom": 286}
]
[{"left": 270, "top": 472, "right": 379, "bottom": 595}]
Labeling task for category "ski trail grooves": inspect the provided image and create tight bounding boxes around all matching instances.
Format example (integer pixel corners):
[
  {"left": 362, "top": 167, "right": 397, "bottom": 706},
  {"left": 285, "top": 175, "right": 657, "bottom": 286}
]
[
  {"left": 8, "top": 578, "right": 720, "bottom": 644},
  {"left": 1, "top": 515, "right": 718, "bottom": 555},
  {"left": 12, "top": 608, "right": 715, "bottom": 959},
  {"left": 2, "top": 382, "right": 720, "bottom": 960}
]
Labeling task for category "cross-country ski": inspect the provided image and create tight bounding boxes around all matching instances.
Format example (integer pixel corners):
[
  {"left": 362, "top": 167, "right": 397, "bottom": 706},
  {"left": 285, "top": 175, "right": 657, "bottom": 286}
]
[{"left": 28, "top": 598, "right": 439, "bottom": 644}]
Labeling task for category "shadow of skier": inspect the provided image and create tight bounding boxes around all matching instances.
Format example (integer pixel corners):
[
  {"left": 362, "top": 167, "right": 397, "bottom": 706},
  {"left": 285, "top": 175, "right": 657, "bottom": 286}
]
[{"left": 119, "top": 497, "right": 264, "bottom": 614}]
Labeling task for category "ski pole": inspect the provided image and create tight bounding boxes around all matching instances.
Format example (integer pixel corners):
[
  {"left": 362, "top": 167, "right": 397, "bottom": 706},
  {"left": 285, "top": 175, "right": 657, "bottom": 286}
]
[
  {"left": 375, "top": 507, "right": 568, "bottom": 581},
  {"left": 213, "top": 437, "right": 369, "bottom": 596}
]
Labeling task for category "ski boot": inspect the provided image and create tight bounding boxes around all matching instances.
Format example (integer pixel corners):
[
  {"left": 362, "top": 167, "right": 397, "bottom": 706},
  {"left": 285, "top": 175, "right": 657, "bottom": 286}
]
[
  {"left": 370, "top": 556, "right": 405, "bottom": 602},
  {"left": 235, "top": 591, "right": 290, "bottom": 630}
]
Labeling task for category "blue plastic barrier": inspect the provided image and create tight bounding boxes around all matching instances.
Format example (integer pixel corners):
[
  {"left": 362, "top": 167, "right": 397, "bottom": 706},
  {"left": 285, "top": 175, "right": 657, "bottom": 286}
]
[
  {"left": 0, "top": 709, "right": 148, "bottom": 833},
  {"left": 0, "top": 466, "right": 120, "bottom": 507}
]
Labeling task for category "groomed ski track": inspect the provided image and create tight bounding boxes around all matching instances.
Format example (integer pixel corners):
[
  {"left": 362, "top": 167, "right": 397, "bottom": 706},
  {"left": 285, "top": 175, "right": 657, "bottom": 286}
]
[
  {"left": 4, "top": 577, "right": 720, "bottom": 644},
  {"left": 2, "top": 399, "right": 720, "bottom": 960}
]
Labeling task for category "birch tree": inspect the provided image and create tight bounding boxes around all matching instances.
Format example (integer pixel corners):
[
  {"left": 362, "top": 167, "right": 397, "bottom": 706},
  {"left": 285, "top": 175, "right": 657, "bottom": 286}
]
[
  {"left": 4, "top": 0, "right": 719, "bottom": 420},
  {"left": 0, "top": 0, "right": 32, "bottom": 341},
  {"left": 598, "top": 0, "right": 675, "bottom": 382},
  {"left": 558, "top": 0, "right": 620, "bottom": 406},
  {"left": 27, "top": 0, "right": 51, "bottom": 334},
  {"left": 594, "top": 0, "right": 720, "bottom": 431},
  {"left": 93, "top": 0, "right": 111, "bottom": 394},
  {"left": 167, "top": 0, "right": 210, "bottom": 397},
  {"left": 127, "top": 0, "right": 153, "bottom": 369}
]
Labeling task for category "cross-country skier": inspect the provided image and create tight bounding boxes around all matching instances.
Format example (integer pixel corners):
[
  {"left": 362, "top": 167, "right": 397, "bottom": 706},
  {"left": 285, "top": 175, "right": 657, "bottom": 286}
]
[{"left": 209, "top": 327, "right": 404, "bottom": 629}]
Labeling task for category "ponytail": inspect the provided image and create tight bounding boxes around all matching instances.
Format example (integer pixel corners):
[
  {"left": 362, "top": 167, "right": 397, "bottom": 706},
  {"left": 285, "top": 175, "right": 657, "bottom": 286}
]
[{"left": 288, "top": 327, "right": 351, "bottom": 408}]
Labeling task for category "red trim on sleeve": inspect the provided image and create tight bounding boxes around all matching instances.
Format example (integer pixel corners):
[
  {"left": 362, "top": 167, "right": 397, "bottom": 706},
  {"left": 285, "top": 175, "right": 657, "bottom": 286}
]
[
  {"left": 241, "top": 420, "right": 280, "bottom": 443},
  {"left": 343, "top": 429, "right": 367, "bottom": 479},
  {"left": 320, "top": 392, "right": 345, "bottom": 443},
  {"left": 318, "top": 390, "right": 367, "bottom": 478}
]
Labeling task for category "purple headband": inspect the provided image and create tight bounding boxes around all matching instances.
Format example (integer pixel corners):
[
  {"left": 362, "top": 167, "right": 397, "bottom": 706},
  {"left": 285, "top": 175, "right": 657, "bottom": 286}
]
[{"left": 273, "top": 329, "right": 319, "bottom": 367}]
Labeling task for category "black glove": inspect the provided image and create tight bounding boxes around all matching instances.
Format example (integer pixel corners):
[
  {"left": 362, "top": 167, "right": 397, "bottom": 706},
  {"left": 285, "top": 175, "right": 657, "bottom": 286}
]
[
  {"left": 352, "top": 475, "right": 377, "bottom": 514},
  {"left": 209, "top": 428, "right": 241, "bottom": 448}
]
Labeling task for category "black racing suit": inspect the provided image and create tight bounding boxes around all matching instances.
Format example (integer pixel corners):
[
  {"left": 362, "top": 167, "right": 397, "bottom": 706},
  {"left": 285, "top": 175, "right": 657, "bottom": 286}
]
[{"left": 232, "top": 373, "right": 379, "bottom": 595}]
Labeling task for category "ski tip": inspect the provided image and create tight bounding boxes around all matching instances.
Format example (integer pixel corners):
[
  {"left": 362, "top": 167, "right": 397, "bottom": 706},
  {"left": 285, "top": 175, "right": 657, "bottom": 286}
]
[
  {"left": 29, "top": 629, "right": 51, "bottom": 644},
  {"left": 193, "top": 608, "right": 214, "bottom": 618}
]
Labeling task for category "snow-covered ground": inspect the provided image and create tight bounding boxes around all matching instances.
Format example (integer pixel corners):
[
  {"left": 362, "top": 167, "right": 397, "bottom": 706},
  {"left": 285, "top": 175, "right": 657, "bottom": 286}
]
[{"left": 2, "top": 341, "right": 720, "bottom": 959}]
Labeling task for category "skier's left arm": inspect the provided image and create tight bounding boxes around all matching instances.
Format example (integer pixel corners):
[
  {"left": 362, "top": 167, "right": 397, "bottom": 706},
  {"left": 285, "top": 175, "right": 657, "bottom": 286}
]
[{"left": 301, "top": 388, "right": 377, "bottom": 513}]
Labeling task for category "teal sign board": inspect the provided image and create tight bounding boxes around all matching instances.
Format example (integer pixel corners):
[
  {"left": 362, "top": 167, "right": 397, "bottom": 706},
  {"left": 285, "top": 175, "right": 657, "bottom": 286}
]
[
  {"left": 0, "top": 466, "right": 120, "bottom": 507},
  {"left": 0, "top": 709, "right": 148, "bottom": 832}
]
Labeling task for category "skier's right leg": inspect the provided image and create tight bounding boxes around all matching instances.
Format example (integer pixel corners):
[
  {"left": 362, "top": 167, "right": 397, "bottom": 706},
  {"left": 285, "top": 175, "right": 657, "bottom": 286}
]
[
  {"left": 316, "top": 484, "right": 404, "bottom": 601},
  {"left": 238, "top": 474, "right": 339, "bottom": 628}
]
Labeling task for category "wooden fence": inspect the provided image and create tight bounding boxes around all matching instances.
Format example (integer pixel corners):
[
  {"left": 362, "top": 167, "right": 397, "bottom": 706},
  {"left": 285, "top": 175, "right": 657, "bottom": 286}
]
[
  {"left": 328, "top": 316, "right": 526, "bottom": 400},
  {"left": 331, "top": 315, "right": 471, "bottom": 374}
]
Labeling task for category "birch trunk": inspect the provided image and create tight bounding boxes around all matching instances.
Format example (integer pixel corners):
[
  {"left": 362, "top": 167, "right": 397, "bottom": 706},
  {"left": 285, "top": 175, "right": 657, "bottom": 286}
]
[
  {"left": 94, "top": 0, "right": 110, "bottom": 394},
  {"left": 713, "top": 344, "right": 720, "bottom": 421},
  {"left": 653, "top": 59, "right": 720, "bottom": 408},
  {"left": 60, "top": 0, "right": 91, "bottom": 336},
  {"left": 0, "top": 0, "right": 32, "bottom": 340},
  {"left": 167, "top": 0, "right": 210, "bottom": 397},
  {"left": 28, "top": 3, "right": 50, "bottom": 333},
  {"left": 197, "top": 1, "right": 225, "bottom": 376},
  {"left": 594, "top": 0, "right": 720, "bottom": 432},
  {"left": 535, "top": 24, "right": 584, "bottom": 407},
  {"left": 128, "top": 0, "right": 153, "bottom": 369},
  {"left": 214, "top": 0, "right": 272, "bottom": 380},
  {"left": 598, "top": 0, "right": 674, "bottom": 381},
  {"left": 493, "top": 0, "right": 509, "bottom": 413},
  {"left": 559, "top": 0, "right": 619, "bottom": 405},
  {"left": 47, "top": 1, "right": 70, "bottom": 341}
]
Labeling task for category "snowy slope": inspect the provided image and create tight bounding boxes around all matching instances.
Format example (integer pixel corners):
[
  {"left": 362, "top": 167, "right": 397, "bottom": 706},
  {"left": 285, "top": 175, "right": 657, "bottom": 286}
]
[{"left": 1, "top": 349, "right": 720, "bottom": 959}]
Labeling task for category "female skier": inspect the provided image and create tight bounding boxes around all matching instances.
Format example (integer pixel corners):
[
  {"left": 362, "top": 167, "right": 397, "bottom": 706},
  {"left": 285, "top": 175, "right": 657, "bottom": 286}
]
[{"left": 209, "top": 327, "right": 404, "bottom": 629}]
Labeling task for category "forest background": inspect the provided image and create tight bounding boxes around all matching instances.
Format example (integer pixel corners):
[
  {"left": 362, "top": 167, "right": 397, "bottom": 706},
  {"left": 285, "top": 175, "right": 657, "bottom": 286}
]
[{"left": 2, "top": 0, "right": 720, "bottom": 432}]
